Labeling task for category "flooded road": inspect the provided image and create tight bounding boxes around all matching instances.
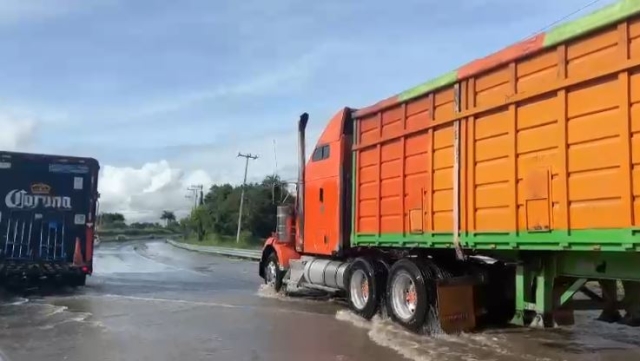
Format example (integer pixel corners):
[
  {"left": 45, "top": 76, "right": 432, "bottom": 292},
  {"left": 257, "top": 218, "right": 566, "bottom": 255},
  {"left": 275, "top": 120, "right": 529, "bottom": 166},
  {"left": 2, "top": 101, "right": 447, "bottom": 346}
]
[{"left": 0, "top": 240, "right": 639, "bottom": 361}]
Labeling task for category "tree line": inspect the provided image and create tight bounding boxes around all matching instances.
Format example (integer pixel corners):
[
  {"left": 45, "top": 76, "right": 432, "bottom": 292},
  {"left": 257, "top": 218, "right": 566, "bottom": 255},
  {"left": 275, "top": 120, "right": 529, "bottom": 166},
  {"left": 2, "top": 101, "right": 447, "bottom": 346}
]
[
  {"left": 97, "top": 211, "right": 180, "bottom": 238},
  {"left": 183, "top": 175, "right": 294, "bottom": 245}
]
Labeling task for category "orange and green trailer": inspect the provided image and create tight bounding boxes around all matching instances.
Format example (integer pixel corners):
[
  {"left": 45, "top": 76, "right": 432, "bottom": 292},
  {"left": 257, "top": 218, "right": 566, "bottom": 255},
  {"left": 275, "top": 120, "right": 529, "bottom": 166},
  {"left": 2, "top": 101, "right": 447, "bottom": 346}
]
[{"left": 259, "top": 0, "right": 640, "bottom": 333}]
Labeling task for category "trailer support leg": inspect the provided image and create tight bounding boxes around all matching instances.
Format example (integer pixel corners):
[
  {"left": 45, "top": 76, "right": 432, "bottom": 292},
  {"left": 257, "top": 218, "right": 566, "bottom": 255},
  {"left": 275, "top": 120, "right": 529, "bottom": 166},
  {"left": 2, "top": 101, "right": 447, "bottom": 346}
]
[
  {"left": 559, "top": 278, "right": 587, "bottom": 306},
  {"left": 548, "top": 277, "right": 584, "bottom": 326},
  {"left": 531, "top": 258, "right": 556, "bottom": 328},
  {"left": 511, "top": 263, "right": 533, "bottom": 326},
  {"left": 511, "top": 257, "right": 559, "bottom": 328}
]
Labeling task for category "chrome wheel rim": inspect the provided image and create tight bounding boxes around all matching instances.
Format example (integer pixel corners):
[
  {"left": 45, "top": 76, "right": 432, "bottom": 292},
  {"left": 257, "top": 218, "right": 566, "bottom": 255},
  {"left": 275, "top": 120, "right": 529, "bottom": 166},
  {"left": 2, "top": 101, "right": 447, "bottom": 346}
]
[
  {"left": 391, "top": 270, "right": 417, "bottom": 321},
  {"left": 349, "top": 269, "right": 369, "bottom": 310},
  {"left": 265, "top": 260, "right": 277, "bottom": 286}
]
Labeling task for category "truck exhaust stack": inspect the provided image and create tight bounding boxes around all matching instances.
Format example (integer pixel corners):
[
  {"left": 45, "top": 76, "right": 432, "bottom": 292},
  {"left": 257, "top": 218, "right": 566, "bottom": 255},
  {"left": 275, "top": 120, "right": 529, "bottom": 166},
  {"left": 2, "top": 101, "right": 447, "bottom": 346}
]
[{"left": 296, "top": 113, "right": 308, "bottom": 251}]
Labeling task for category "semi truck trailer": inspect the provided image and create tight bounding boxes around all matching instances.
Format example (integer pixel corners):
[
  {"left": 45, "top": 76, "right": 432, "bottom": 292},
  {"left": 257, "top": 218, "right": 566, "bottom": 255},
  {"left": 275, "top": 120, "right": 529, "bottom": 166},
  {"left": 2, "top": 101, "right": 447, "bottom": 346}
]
[
  {"left": 0, "top": 151, "right": 100, "bottom": 287},
  {"left": 259, "top": 0, "right": 640, "bottom": 333}
]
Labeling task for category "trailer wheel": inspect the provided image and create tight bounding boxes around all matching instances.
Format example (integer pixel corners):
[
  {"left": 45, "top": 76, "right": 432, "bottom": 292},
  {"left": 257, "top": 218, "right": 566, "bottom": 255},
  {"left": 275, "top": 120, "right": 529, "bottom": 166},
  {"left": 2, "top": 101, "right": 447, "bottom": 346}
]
[
  {"left": 68, "top": 274, "right": 86, "bottom": 287},
  {"left": 346, "top": 258, "right": 384, "bottom": 320},
  {"left": 387, "top": 258, "right": 430, "bottom": 332},
  {"left": 263, "top": 252, "right": 284, "bottom": 292},
  {"left": 75, "top": 274, "right": 87, "bottom": 287}
]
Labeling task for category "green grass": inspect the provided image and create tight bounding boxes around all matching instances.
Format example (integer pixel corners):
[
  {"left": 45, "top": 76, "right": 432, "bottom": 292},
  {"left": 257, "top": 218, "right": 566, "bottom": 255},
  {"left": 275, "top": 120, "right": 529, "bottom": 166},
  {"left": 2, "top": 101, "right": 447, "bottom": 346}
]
[{"left": 178, "top": 233, "right": 263, "bottom": 250}]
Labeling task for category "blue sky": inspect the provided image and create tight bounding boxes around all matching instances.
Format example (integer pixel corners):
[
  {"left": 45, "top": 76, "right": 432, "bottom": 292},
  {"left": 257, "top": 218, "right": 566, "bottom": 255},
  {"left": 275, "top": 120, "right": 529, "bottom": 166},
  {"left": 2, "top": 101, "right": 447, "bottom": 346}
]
[{"left": 0, "top": 0, "right": 616, "bottom": 220}]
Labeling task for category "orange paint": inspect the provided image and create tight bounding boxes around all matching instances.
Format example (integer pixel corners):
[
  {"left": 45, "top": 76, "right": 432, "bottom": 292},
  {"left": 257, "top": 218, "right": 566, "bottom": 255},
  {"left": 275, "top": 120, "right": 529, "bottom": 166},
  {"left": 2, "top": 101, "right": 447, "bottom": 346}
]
[
  {"left": 353, "top": 19, "right": 640, "bottom": 235},
  {"left": 262, "top": 237, "right": 301, "bottom": 268},
  {"left": 457, "top": 34, "right": 545, "bottom": 80},
  {"left": 303, "top": 108, "right": 351, "bottom": 255},
  {"left": 355, "top": 100, "right": 433, "bottom": 235},
  {"left": 354, "top": 96, "right": 399, "bottom": 119}
]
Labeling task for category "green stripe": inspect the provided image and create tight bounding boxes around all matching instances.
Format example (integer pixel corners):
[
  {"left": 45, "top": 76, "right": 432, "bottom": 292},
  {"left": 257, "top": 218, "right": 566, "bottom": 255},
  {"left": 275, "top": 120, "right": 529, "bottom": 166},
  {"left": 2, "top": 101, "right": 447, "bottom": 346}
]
[
  {"left": 398, "top": 71, "right": 458, "bottom": 103},
  {"left": 544, "top": 0, "right": 640, "bottom": 47},
  {"left": 392, "top": 0, "right": 640, "bottom": 107},
  {"left": 352, "top": 229, "right": 640, "bottom": 252}
]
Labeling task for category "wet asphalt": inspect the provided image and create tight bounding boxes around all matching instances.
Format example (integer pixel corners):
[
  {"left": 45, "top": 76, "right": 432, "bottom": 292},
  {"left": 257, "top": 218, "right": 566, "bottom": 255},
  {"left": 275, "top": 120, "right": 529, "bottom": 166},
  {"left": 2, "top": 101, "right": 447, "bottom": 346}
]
[{"left": 0, "top": 240, "right": 638, "bottom": 361}]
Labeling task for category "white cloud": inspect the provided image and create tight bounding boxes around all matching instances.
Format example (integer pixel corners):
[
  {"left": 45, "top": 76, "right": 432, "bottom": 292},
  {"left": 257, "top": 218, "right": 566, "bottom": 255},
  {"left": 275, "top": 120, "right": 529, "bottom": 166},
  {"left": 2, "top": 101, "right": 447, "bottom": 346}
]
[
  {"left": 98, "top": 160, "right": 213, "bottom": 223},
  {"left": 0, "top": 115, "right": 36, "bottom": 151},
  {"left": 93, "top": 125, "right": 317, "bottom": 223}
]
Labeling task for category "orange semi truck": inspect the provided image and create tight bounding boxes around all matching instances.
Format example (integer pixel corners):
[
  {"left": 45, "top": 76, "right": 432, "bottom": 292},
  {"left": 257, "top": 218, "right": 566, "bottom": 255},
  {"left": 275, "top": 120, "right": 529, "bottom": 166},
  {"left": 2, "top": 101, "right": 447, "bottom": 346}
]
[{"left": 259, "top": 0, "right": 640, "bottom": 333}]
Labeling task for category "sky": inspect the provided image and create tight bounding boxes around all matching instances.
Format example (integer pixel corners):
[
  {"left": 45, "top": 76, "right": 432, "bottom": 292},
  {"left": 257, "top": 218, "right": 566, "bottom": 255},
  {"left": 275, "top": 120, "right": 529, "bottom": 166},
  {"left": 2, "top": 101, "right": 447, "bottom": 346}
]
[{"left": 0, "top": 0, "right": 617, "bottom": 223}]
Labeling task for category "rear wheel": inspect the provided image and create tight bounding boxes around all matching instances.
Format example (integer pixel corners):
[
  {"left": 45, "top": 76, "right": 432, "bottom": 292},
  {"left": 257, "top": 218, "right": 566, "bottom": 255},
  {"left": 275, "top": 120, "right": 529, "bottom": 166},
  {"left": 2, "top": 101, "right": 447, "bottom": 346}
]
[
  {"left": 76, "top": 274, "right": 87, "bottom": 286},
  {"left": 386, "top": 258, "right": 430, "bottom": 332},
  {"left": 68, "top": 274, "right": 86, "bottom": 287},
  {"left": 346, "top": 258, "right": 385, "bottom": 320},
  {"left": 263, "top": 252, "right": 284, "bottom": 292}
]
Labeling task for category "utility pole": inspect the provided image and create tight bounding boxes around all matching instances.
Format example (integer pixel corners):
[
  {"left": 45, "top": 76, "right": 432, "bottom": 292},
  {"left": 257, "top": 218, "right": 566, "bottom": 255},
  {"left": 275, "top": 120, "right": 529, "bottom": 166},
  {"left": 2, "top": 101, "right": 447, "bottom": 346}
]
[
  {"left": 186, "top": 184, "right": 204, "bottom": 241},
  {"left": 236, "top": 152, "right": 258, "bottom": 243},
  {"left": 186, "top": 185, "right": 203, "bottom": 212}
]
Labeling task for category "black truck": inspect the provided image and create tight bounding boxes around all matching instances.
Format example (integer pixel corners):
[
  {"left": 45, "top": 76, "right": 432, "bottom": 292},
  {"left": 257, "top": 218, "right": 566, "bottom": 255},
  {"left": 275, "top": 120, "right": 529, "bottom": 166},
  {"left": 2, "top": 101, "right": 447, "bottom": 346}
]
[{"left": 0, "top": 151, "right": 100, "bottom": 287}]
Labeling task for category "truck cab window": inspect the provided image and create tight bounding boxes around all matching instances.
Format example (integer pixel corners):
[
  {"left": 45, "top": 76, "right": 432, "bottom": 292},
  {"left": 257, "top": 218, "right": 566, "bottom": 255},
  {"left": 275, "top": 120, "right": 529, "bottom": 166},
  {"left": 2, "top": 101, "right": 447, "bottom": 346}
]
[
  {"left": 312, "top": 146, "right": 323, "bottom": 161},
  {"left": 321, "top": 144, "right": 330, "bottom": 159},
  {"left": 312, "top": 144, "right": 330, "bottom": 162}
]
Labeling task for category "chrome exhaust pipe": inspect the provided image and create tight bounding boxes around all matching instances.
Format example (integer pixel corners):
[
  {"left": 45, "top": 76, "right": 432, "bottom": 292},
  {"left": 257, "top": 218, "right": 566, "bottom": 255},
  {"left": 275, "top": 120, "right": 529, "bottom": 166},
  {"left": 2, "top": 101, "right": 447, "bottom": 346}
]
[{"left": 297, "top": 113, "right": 308, "bottom": 251}]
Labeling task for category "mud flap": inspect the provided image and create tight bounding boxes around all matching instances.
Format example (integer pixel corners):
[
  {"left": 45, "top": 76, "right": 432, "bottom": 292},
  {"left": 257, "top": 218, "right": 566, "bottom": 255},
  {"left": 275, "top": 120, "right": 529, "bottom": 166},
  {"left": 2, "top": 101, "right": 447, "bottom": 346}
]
[{"left": 436, "top": 280, "right": 477, "bottom": 333}]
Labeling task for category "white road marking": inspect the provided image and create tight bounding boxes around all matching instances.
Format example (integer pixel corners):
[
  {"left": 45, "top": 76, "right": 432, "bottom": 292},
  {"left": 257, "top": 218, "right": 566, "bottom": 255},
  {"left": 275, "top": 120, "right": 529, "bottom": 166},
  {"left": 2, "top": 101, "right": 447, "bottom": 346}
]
[
  {"left": 98, "top": 294, "right": 240, "bottom": 308},
  {"left": 80, "top": 294, "right": 332, "bottom": 317}
]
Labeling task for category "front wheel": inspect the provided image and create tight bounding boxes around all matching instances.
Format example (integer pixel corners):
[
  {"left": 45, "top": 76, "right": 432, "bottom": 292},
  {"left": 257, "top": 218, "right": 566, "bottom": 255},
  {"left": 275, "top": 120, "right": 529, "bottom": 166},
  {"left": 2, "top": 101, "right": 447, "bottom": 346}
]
[{"left": 263, "top": 252, "right": 284, "bottom": 292}]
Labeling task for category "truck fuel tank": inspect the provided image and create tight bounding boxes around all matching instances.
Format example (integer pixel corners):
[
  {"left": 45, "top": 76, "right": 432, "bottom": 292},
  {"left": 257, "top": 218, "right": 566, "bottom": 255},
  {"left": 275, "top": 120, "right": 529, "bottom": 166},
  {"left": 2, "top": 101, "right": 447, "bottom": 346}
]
[{"left": 302, "top": 258, "right": 350, "bottom": 290}]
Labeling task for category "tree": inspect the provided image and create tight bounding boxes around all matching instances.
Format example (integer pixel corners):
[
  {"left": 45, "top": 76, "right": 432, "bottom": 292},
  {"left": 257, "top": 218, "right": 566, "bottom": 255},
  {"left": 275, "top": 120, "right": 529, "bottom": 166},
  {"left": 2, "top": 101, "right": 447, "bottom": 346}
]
[
  {"left": 98, "top": 213, "right": 126, "bottom": 229},
  {"left": 182, "top": 175, "right": 295, "bottom": 244},
  {"left": 160, "top": 210, "right": 177, "bottom": 227}
]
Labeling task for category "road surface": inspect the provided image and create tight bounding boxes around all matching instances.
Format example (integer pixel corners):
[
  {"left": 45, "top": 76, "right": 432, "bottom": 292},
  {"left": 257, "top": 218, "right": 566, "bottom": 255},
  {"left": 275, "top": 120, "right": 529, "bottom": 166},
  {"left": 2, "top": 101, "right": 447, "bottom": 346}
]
[{"left": 0, "top": 240, "right": 638, "bottom": 361}]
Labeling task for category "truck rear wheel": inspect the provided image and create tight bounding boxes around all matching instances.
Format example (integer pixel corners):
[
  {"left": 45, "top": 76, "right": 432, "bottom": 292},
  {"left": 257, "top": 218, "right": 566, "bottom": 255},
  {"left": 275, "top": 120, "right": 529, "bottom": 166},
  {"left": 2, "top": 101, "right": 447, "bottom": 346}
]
[
  {"left": 346, "top": 257, "right": 384, "bottom": 320},
  {"left": 69, "top": 274, "right": 86, "bottom": 287},
  {"left": 386, "top": 258, "right": 430, "bottom": 332},
  {"left": 75, "top": 274, "right": 87, "bottom": 287}
]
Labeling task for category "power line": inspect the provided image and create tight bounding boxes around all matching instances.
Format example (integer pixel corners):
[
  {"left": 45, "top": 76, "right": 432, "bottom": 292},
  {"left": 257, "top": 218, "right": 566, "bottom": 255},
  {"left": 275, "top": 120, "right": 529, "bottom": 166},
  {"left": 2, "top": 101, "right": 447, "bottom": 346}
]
[
  {"left": 525, "top": 0, "right": 605, "bottom": 39},
  {"left": 236, "top": 152, "right": 258, "bottom": 243},
  {"left": 186, "top": 185, "right": 203, "bottom": 212}
]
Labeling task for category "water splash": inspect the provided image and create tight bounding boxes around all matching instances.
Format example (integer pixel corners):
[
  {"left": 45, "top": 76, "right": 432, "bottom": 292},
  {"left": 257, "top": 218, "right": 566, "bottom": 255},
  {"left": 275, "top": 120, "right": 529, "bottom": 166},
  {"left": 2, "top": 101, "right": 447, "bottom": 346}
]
[{"left": 335, "top": 309, "right": 553, "bottom": 361}]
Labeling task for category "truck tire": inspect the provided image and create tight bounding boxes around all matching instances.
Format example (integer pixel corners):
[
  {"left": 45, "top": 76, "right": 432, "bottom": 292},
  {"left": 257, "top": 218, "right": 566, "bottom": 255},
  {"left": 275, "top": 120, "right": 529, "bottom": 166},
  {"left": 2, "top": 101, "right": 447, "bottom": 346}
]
[
  {"left": 263, "top": 252, "right": 284, "bottom": 292},
  {"left": 346, "top": 257, "right": 384, "bottom": 320},
  {"left": 76, "top": 274, "right": 87, "bottom": 287},
  {"left": 386, "top": 258, "right": 430, "bottom": 332},
  {"left": 69, "top": 274, "right": 86, "bottom": 287}
]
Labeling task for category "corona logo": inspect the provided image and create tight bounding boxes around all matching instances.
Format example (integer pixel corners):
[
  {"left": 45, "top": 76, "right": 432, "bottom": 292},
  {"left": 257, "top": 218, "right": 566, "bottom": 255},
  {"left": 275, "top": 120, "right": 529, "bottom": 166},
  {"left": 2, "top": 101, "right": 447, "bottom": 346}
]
[
  {"left": 5, "top": 185, "right": 71, "bottom": 210},
  {"left": 31, "top": 183, "right": 51, "bottom": 195}
]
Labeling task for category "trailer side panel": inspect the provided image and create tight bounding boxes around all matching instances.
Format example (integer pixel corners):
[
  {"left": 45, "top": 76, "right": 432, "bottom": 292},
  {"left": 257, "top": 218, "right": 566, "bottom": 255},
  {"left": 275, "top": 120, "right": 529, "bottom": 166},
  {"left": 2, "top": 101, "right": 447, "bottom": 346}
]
[{"left": 353, "top": 3, "right": 640, "bottom": 252}]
